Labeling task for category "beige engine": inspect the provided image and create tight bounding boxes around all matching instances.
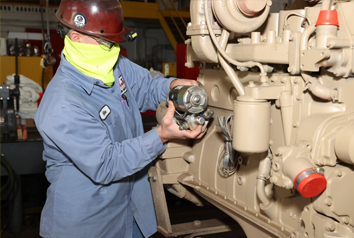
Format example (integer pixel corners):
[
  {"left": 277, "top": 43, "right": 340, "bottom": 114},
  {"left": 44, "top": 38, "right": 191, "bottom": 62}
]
[{"left": 149, "top": 0, "right": 354, "bottom": 237}]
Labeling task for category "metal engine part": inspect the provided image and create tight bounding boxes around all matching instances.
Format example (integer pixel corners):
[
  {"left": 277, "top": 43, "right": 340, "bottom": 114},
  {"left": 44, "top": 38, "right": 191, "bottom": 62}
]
[
  {"left": 166, "top": 85, "right": 214, "bottom": 131},
  {"left": 150, "top": 0, "right": 354, "bottom": 237}
]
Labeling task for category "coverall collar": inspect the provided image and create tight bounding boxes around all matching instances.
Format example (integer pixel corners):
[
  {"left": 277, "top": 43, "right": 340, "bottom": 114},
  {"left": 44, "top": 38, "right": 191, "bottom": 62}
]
[{"left": 60, "top": 51, "right": 115, "bottom": 95}]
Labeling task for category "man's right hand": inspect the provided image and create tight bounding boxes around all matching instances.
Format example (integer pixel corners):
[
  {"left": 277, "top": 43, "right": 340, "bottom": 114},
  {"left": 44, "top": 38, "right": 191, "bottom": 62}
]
[{"left": 156, "top": 101, "right": 207, "bottom": 144}]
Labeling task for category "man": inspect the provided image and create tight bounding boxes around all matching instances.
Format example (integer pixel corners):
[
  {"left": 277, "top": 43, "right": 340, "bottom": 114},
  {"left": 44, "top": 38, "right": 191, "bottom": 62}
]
[{"left": 34, "top": 0, "right": 205, "bottom": 237}]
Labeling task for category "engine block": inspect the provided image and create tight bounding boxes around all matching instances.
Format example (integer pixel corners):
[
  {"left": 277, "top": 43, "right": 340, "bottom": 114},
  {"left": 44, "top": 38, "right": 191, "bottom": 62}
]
[{"left": 150, "top": 0, "right": 354, "bottom": 237}]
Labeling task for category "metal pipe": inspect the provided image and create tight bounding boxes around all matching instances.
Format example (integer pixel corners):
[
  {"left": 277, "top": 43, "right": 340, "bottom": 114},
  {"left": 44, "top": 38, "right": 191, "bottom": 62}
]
[
  {"left": 300, "top": 23, "right": 316, "bottom": 52},
  {"left": 301, "top": 73, "right": 338, "bottom": 100},
  {"left": 256, "top": 156, "right": 272, "bottom": 206},
  {"left": 218, "top": 30, "right": 245, "bottom": 96},
  {"left": 203, "top": 0, "right": 265, "bottom": 94},
  {"left": 321, "top": 0, "right": 332, "bottom": 11}
]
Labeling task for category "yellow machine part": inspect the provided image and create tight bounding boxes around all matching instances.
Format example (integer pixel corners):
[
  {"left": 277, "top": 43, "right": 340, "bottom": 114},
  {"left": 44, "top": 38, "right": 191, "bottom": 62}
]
[{"left": 0, "top": 56, "right": 53, "bottom": 89}]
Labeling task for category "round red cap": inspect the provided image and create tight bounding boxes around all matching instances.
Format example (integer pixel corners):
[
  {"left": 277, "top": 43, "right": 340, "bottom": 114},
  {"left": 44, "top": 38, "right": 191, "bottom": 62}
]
[
  {"left": 297, "top": 174, "right": 327, "bottom": 198},
  {"left": 315, "top": 10, "right": 339, "bottom": 27}
]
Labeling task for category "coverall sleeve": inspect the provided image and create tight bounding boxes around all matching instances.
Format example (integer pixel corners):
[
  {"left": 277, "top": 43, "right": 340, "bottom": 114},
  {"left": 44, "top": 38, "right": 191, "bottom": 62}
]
[
  {"left": 120, "top": 57, "right": 175, "bottom": 112},
  {"left": 39, "top": 105, "right": 166, "bottom": 184}
]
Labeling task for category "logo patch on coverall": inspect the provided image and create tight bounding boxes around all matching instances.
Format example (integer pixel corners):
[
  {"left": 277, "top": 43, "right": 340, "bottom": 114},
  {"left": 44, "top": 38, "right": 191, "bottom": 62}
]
[
  {"left": 99, "top": 105, "right": 111, "bottom": 121},
  {"left": 118, "top": 76, "right": 127, "bottom": 96}
]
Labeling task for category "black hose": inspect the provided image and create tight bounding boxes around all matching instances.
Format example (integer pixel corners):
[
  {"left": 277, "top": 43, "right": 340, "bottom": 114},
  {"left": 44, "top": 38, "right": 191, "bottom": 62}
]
[{"left": 1, "top": 155, "right": 19, "bottom": 208}]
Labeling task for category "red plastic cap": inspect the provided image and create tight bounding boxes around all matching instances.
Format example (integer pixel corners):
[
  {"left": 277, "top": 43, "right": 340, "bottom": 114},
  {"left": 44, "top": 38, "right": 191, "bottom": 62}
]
[
  {"left": 297, "top": 174, "right": 327, "bottom": 198},
  {"left": 315, "top": 10, "right": 339, "bottom": 27}
]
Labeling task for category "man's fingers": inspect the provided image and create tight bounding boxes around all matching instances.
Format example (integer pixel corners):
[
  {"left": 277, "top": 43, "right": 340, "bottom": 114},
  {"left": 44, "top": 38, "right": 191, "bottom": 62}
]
[
  {"left": 180, "top": 125, "right": 204, "bottom": 139},
  {"left": 165, "top": 101, "right": 175, "bottom": 120}
]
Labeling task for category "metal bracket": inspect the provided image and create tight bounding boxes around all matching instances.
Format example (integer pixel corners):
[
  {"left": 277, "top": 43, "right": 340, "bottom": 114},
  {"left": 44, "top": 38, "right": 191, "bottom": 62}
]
[{"left": 148, "top": 166, "right": 243, "bottom": 237}]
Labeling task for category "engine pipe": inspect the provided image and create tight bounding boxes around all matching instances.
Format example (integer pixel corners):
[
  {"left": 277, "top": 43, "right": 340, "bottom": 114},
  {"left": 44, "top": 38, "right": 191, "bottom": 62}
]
[{"left": 203, "top": 0, "right": 267, "bottom": 96}]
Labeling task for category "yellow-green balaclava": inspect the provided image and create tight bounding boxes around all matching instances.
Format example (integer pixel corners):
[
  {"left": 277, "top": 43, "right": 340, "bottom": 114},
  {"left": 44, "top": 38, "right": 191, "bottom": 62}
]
[{"left": 63, "top": 35, "right": 120, "bottom": 86}]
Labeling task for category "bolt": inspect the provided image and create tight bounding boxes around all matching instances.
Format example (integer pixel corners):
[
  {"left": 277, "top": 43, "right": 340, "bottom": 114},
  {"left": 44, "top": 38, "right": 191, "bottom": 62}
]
[
  {"left": 149, "top": 176, "right": 157, "bottom": 182},
  {"left": 0, "top": 97, "right": 3, "bottom": 100},
  {"left": 325, "top": 198, "right": 332, "bottom": 206},
  {"left": 281, "top": 77, "right": 287, "bottom": 83},
  {"left": 275, "top": 149, "right": 283, "bottom": 157},
  {"left": 288, "top": 67, "right": 295, "bottom": 74},
  {"left": 192, "top": 95, "right": 201, "bottom": 104},
  {"left": 293, "top": 122, "right": 300, "bottom": 128},
  {"left": 248, "top": 81, "right": 255, "bottom": 87},
  {"left": 6, "top": 97, "right": 9, "bottom": 100},
  {"left": 237, "top": 177, "right": 243, "bottom": 185},
  {"left": 293, "top": 78, "right": 299, "bottom": 84},
  {"left": 273, "top": 163, "right": 280, "bottom": 172},
  {"left": 342, "top": 217, "right": 350, "bottom": 225},
  {"left": 296, "top": 95, "right": 302, "bottom": 101},
  {"left": 326, "top": 221, "right": 335, "bottom": 232},
  {"left": 188, "top": 22, "right": 192, "bottom": 26},
  {"left": 335, "top": 170, "right": 343, "bottom": 177},
  {"left": 194, "top": 220, "right": 201, "bottom": 227}
]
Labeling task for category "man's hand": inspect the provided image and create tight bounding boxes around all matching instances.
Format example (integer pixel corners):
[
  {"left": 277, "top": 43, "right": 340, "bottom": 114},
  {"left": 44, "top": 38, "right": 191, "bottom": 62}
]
[
  {"left": 170, "top": 79, "right": 199, "bottom": 89},
  {"left": 156, "top": 101, "right": 206, "bottom": 144}
]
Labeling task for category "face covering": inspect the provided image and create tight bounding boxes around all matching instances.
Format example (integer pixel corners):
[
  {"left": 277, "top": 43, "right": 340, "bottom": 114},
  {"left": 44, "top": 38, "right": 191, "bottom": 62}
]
[{"left": 63, "top": 35, "right": 120, "bottom": 86}]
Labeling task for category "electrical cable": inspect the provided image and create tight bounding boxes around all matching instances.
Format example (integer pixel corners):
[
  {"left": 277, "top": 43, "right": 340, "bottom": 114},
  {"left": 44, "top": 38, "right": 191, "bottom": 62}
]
[{"left": 217, "top": 114, "right": 237, "bottom": 176}]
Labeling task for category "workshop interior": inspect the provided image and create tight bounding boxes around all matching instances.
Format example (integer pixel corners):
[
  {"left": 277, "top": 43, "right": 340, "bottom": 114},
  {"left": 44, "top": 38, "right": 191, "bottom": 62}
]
[{"left": 2, "top": 0, "right": 354, "bottom": 237}]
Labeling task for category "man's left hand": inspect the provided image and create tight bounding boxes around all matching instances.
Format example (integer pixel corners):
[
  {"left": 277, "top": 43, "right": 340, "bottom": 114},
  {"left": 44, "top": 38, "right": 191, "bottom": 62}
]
[{"left": 170, "top": 79, "right": 199, "bottom": 89}]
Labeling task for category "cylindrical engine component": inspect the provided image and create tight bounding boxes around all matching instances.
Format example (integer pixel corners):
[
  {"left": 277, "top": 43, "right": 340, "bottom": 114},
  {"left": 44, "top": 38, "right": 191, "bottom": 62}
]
[
  {"left": 212, "top": 0, "right": 271, "bottom": 34},
  {"left": 335, "top": 124, "right": 354, "bottom": 165},
  {"left": 293, "top": 168, "right": 327, "bottom": 198},
  {"left": 316, "top": 25, "right": 337, "bottom": 49},
  {"left": 167, "top": 86, "right": 208, "bottom": 114},
  {"left": 282, "top": 156, "right": 327, "bottom": 198},
  {"left": 233, "top": 100, "right": 270, "bottom": 153},
  {"left": 236, "top": 0, "right": 267, "bottom": 16}
]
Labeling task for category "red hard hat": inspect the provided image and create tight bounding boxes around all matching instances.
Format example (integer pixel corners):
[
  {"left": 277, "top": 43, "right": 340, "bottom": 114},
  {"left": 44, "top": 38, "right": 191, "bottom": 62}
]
[{"left": 55, "top": 0, "right": 132, "bottom": 43}]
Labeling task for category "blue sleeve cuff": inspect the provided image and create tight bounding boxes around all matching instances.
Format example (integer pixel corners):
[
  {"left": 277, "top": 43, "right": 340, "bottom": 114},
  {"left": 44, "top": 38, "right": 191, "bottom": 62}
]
[
  {"left": 162, "top": 77, "right": 176, "bottom": 101},
  {"left": 142, "top": 128, "right": 166, "bottom": 159}
]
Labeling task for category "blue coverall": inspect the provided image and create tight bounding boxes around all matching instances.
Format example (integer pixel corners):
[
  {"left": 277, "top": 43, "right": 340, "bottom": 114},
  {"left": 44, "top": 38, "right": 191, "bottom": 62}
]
[{"left": 34, "top": 53, "right": 174, "bottom": 238}]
